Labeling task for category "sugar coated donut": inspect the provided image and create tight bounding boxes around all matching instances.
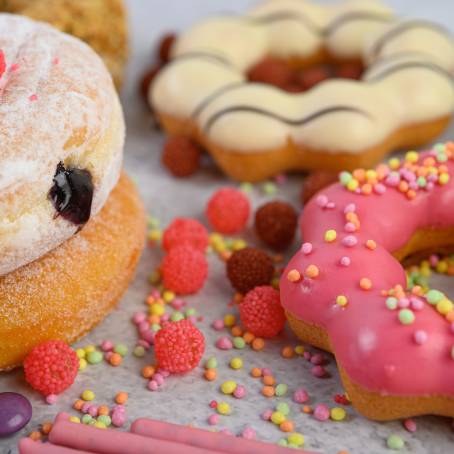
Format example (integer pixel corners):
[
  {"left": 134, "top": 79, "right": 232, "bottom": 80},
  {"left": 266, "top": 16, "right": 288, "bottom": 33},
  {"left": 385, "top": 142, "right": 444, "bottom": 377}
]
[
  {"left": 280, "top": 143, "right": 454, "bottom": 420},
  {"left": 0, "top": 13, "right": 124, "bottom": 276},
  {"left": 0, "top": 173, "right": 145, "bottom": 371},
  {"left": 0, "top": 0, "right": 128, "bottom": 88},
  {"left": 151, "top": 0, "right": 454, "bottom": 181}
]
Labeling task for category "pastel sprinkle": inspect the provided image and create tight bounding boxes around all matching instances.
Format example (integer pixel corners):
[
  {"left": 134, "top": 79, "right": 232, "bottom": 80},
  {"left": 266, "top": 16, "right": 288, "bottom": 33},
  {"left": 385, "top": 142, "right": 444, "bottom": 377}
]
[
  {"left": 216, "top": 336, "right": 233, "bottom": 350},
  {"left": 313, "top": 404, "right": 330, "bottom": 421},
  {"left": 403, "top": 419, "right": 417, "bottom": 433},
  {"left": 276, "top": 402, "right": 290, "bottom": 416},
  {"left": 216, "top": 402, "right": 231, "bottom": 415},
  {"left": 324, "top": 229, "right": 337, "bottom": 243},
  {"left": 336, "top": 295, "right": 348, "bottom": 307},
  {"left": 398, "top": 309, "right": 415, "bottom": 325},
  {"left": 365, "top": 240, "right": 377, "bottom": 250},
  {"left": 221, "top": 381, "right": 237, "bottom": 395},
  {"left": 387, "top": 434, "right": 404, "bottom": 450},
  {"left": 386, "top": 297, "right": 398, "bottom": 310},
  {"left": 316, "top": 195, "right": 329, "bottom": 207},
  {"left": 359, "top": 278, "right": 372, "bottom": 290},
  {"left": 426, "top": 289, "right": 445, "bottom": 305},
  {"left": 342, "top": 235, "right": 357, "bottom": 247},
  {"left": 305, "top": 265, "right": 319, "bottom": 279},
  {"left": 287, "top": 269, "right": 301, "bottom": 282},
  {"left": 293, "top": 388, "right": 309, "bottom": 403},
  {"left": 340, "top": 256, "right": 351, "bottom": 267},
  {"left": 275, "top": 384, "right": 288, "bottom": 397},
  {"left": 301, "top": 243, "right": 313, "bottom": 254},
  {"left": 330, "top": 407, "right": 346, "bottom": 421}
]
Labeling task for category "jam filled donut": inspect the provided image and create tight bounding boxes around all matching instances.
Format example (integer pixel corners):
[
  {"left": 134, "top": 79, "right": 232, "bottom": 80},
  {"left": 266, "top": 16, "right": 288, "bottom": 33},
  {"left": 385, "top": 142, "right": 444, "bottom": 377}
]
[
  {"left": 280, "top": 143, "right": 454, "bottom": 420},
  {"left": 150, "top": 0, "right": 454, "bottom": 182},
  {"left": 0, "top": 0, "right": 128, "bottom": 88},
  {"left": 0, "top": 14, "right": 145, "bottom": 370}
]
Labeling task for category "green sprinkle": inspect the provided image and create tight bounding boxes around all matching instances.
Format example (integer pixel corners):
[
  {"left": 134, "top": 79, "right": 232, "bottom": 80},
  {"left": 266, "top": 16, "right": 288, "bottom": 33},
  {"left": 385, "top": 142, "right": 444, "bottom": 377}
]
[
  {"left": 434, "top": 143, "right": 446, "bottom": 152},
  {"left": 385, "top": 297, "right": 398, "bottom": 310},
  {"left": 240, "top": 182, "right": 253, "bottom": 193},
  {"left": 262, "top": 181, "right": 277, "bottom": 195},
  {"left": 277, "top": 439, "right": 288, "bottom": 447},
  {"left": 86, "top": 350, "right": 103, "bottom": 365},
  {"left": 276, "top": 402, "right": 290, "bottom": 416},
  {"left": 185, "top": 308, "right": 196, "bottom": 317},
  {"left": 417, "top": 176, "right": 427, "bottom": 187},
  {"left": 147, "top": 216, "right": 160, "bottom": 228},
  {"left": 133, "top": 346, "right": 146, "bottom": 357},
  {"left": 113, "top": 344, "right": 128, "bottom": 357},
  {"left": 387, "top": 434, "right": 404, "bottom": 450},
  {"left": 82, "top": 415, "right": 93, "bottom": 425},
  {"left": 233, "top": 337, "right": 246, "bottom": 349},
  {"left": 426, "top": 289, "right": 445, "bottom": 305},
  {"left": 205, "top": 357, "right": 218, "bottom": 369},
  {"left": 398, "top": 309, "right": 415, "bottom": 325},
  {"left": 339, "top": 171, "right": 353, "bottom": 186},
  {"left": 171, "top": 311, "right": 184, "bottom": 322},
  {"left": 275, "top": 383, "right": 288, "bottom": 397},
  {"left": 151, "top": 323, "right": 161, "bottom": 332},
  {"left": 97, "top": 415, "right": 111, "bottom": 427}
]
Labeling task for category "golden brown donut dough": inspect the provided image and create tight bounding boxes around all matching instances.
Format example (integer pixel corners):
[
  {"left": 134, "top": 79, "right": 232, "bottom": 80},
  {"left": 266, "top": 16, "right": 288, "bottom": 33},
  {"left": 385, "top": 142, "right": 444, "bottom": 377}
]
[
  {"left": 0, "top": 173, "right": 145, "bottom": 371},
  {"left": 0, "top": 0, "right": 128, "bottom": 88}
]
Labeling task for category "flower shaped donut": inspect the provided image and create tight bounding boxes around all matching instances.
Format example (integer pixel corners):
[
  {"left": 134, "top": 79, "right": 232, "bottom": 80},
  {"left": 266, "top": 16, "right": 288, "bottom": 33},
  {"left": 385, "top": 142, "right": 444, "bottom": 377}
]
[
  {"left": 280, "top": 143, "right": 454, "bottom": 420},
  {"left": 150, "top": 0, "right": 454, "bottom": 182}
]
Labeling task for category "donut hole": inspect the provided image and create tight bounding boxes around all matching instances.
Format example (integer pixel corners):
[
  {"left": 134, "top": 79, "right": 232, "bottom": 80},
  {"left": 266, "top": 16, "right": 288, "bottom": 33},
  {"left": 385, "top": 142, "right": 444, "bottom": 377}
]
[{"left": 247, "top": 56, "right": 364, "bottom": 92}]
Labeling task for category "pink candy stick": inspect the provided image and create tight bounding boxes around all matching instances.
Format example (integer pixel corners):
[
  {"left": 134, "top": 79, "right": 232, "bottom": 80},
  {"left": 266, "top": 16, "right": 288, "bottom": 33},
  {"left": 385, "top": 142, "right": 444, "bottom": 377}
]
[
  {"left": 131, "top": 418, "right": 315, "bottom": 454},
  {"left": 19, "top": 438, "right": 92, "bottom": 454},
  {"left": 49, "top": 420, "right": 218, "bottom": 454}
]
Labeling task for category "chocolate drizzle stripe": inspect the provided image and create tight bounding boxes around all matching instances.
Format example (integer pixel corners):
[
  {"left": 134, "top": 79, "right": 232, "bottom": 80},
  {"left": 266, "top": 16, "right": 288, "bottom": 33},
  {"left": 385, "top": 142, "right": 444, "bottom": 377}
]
[
  {"left": 366, "top": 61, "right": 453, "bottom": 84},
  {"left": 370, "top": 20, "right": 453, "bottom": 58},
  {"left": 204, "top": 105, "right": 372, "bottom": 135}
]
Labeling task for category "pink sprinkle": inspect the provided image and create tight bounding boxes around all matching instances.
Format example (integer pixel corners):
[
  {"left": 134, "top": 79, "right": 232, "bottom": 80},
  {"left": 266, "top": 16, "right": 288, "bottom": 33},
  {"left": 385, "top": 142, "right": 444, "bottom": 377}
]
[
  {"left": 326, "top": 202, "right": 336, "bottom": 209},
  {"left": 293, "top": 388, "right": 309, "bottom": 403},
  {"left": 88, "top": 406, "right": 98, "bottom": 417},
  {"left": 137, "top": 340, "right": 150, "bottom": 349},
  {"left": 138, "top": 321, "right": 150, "bottom": 333},
  {"left": 311, "top": 365, "right": 326, "bottom": 378},
  {"left": 386, "top": 174, "right": 400, "bottom": 187},
  {"left": 141, "top": 330, "right": 155, "bottom": 344},
  {"left": 241, "top": 427, "right": 256, "bottom": 439},
  {"left": 374, "top": 183, "right": 386, "bottom": 194},
  {"left": 344, "top": 203, "right": 356, "bottom": 214},
  {"left": 429, "top": 254, "right": 439, "bottom": 267},
  {"left": 112, "top": 405, "right": 125, "bottom": 413},
  {"left": 101, "top": 340, "right": 114, "bottom": 351},
  {"left": 29, "top": 94, "right": 38, "bottom": 101},
  {"left": 316, "top": 195, "right": 329, "bottom": 208},
  {"left": 340, "top": 256, "right": 351, "bottom": 267},
  {"left": 303, "top": 351, "right": 312, "bottom": 361},
  {"left": 216, "top": 336, "right": 233, "bottom": 350},
  {"left": 301, "top": 243, "right": 313, "bottom": 255},
  {"left": 132, "top": 312, "right": 146, "bottom": 324},
  {"left": 153, "top": 373, "right": 165, "bottom": 385},
  {"left": 403, "top": 418, "right": 417, "bottom": 433},
  {"left": 151, "top": 289, "right": 161, "bottom": 298},
  {"left": 275, "top": 173, "right": 287, "bottom": 185},
  {"left": 111, "top": 412, "right": 126, "bottom": 427},
  {"left": 398, "top": 298, "right": 410, "bottom": 308},
  {"left": 10, "top": 63, "right": 19, "bottom": 72},
  {"left": 212, "top": 320, "right": 224, "bottom": 330},
  {"left": 208, "top": 414, "right": 219, "bottom": 426},
  {"left": 233, "top": 384, "right": 246, "bottom": 399},
  {"left": 157, "top": 369, "right": 170, "bottom": 377},
  {"left": 81, "top": 403, "right": 91, "bottom": 414},
  {"left": 45, "top": 394, "right": 58, "bottom": 405},
  {"left": 209, "top": 400, "right": 218, "bottom": 409},
  {"left": 313, "top": 404, "right": 330, "bottom": 421},
  {"left": 261, "top": 409, "right": 273, "bottom": 421},
  {"left": 104, "top": 351, "right": 113, "bottom": 361},
  {"left": 310, "top": 353, "right": 325, "bottom": 365},
  {"left": 410, "top": 297, "right": 424, "bottom": 311},
  {"left": 262, "top": 368, "right": 272, "bottom": 376},
  {"left": 342, "top": 235, "right": 357, "bottom": 247},
  {"left": 344, "top": 222, "right": 356, "bottom": 233},
  {"left": 147, "top": 380, "right": 159, "bottom": 391},
  {"left": 413, "top": 330, "right": 427, "bottom": 345},
  {"left": 171, "top": 298, "right": 185, "bottom": 310},
  {"left": 52, "top": 57, "right": 60, "bottom": 65},
  {"left": 161, "top": 313, "right": 170, "bottom": 322}
]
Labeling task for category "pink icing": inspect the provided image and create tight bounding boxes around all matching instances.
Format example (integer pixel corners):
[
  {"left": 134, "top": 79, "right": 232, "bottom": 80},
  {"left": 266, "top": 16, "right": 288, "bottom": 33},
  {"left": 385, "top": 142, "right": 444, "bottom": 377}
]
[{"left": 280, "top": 151, "right": 454, "bottom": 396}]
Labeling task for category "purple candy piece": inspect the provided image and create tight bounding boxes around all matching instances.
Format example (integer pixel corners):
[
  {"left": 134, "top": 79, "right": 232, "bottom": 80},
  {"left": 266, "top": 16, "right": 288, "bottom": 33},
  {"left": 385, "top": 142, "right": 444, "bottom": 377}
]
[{"left": 0, "top": 392, "right": 32, "bottom": 437}]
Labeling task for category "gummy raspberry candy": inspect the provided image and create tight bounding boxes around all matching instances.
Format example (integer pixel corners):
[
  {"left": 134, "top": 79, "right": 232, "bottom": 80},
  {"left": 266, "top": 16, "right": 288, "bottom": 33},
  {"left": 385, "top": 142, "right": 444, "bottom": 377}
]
[
  {"left": 239, "top": 286, "right": 286, "bottom": 338},
  {"left": 23, "top": 340, "right": 79, "bottom": 396},
  {"left": 206, "top": 188, "right": 250, "bottom": 234},
  {"left": 163, "top": 218, "right": 208, "bottom": 252},
  {"left": 162, "top": 245, "right": 208, "bottom": 294},
  {"left": 155, "top": 319, "right": 205, "bottom": 373}
]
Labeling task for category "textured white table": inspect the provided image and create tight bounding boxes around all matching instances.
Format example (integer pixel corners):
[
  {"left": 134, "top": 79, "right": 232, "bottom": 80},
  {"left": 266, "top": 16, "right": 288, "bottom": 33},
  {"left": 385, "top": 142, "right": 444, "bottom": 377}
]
[{"left": 2, "top": 1, "right": 454, "bottom": 453}]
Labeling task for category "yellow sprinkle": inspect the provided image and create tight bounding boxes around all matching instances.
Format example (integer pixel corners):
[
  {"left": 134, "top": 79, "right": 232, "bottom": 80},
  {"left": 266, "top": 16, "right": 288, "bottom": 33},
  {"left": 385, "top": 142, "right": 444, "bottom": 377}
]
[
  {"left": 436, "top": 260, "right": 448, "bottom": 274},
  {"left": 217, "top": 402, "right": 231, "bottom": 415},
  {"left": 78, "top": 358, "right": 87, "bottom": 371},
  {"left": 388, "top": 157, "right": 400, "bottom": 169},
  {"left": 162, "top": 290, "right": 175, "bottom": 303},
  {"left": 75, "top": 348, "right": 86, "bottom": 359},
  {"left": 220, "top": 381, "right": 237, "bottom": 395},
  {"left": 439, "top": 173, "right": 450, "bottom": 185},
  {"left": 84, "top": 345, "right": 95, "bottom": 354},
  {"left": 437, "top": 299, "right": 454, "bottom": 315},
  {"left": 148, "top": 229, "right": 162, "bottom": 241},
  {"left": 324, "top": 229, "right": 337, "bottom": 243},
  {"left": 346, "top": 179, "right": 359, "bottom": 191},
  {"left": 287, "top": 269, "right": 301, "bottom": 282},
  {"left": 330, "top": 407, "right": 346, "bottom": 421},
  {"left": 232, "top": 239, "right": 247, "bottom": 251},
  {"left": 149, "top": 303, "right": 165, "bottom": 316},
  {"left": 81, "top": 390, "right": 95, "bottom": 401},
  {"left": 93, "top": 422, "right": 107, "bottom": 429},
  {"left": 288, "top": 432, "right": 305, "bottom": 447},
  {"left": 294, "top": 345, "right": 305, "bottom": 355},
  {"left": 405, "top": 151, "right": 418, "bottom": 163},
  {"left": 336, "top": 295, "right": 348, "bottom": 307},
  {"left": 271, "top": 411, "right": 286, "bottom": 425},
  {"left": 365, "top": 169, "right": 377, "bottom": 181},
  {"left": 366, "top": 239, "right": 377, "bottom": 250},
  {"left": 230, "top": 357, "right": 243, "bottom": 370},
  {"left": 69, "top": 416, "right": 81, "bottom": 424},
  {"left": 223, "top": 314, "right": 236, "bottom": 327},
  {"left": 305, "top": 265, "right": 319, "bottom": 279}
]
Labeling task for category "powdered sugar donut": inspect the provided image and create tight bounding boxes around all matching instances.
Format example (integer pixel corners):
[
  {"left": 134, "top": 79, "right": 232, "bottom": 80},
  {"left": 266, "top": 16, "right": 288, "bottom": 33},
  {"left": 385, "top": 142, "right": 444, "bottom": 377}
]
[
  {"left": 281, "top": 143, "right": 454, "bottom": 420},
  {"left": 0, "top": 14, "right": 124, "bottom": 276}
]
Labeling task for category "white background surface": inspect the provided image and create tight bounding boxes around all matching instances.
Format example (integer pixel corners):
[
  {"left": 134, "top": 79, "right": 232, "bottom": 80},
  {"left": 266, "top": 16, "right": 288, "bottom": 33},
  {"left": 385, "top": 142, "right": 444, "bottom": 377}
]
[{"left": 3, "top": 1, "right": 454, "bottom": 453}]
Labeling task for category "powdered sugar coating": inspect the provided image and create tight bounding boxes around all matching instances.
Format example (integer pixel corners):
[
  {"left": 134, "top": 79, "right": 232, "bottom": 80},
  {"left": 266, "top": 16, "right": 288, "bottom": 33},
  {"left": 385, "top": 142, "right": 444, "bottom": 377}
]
[{"left": 0, "top": 14, "right": 124, "bottom": 275}]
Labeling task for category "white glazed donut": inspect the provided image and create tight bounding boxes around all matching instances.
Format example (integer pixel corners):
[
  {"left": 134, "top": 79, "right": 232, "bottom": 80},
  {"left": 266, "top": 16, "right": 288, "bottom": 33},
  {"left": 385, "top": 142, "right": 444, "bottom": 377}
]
[
  {"left": 150, "top": 0, "right": 454, "bottom": 181},
  {"left": 0, "top": 13, "right": 124, "bottom": 276}
]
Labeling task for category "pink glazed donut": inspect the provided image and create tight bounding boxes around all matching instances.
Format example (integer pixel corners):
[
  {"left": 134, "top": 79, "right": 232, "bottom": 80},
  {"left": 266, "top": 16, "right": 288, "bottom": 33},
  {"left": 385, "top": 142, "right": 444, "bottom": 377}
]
[{"left": 280, "top": 143, "right": 454, "bottom": 420}]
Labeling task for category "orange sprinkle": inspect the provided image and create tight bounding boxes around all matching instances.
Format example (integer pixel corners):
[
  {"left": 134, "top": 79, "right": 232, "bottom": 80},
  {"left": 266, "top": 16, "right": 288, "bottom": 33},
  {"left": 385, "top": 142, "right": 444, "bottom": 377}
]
[
  {"left": 204, "top": 368, "right": 217, "bottom": 381},
  {"left": 231, "top": 325, "right": 243, "bottom": 337},
  {"left": 279, "top": 420, "right": 294, "bottom": 432},
  {"left": 352, "top": 168, "right": 365, "bottom": 182},
  {"left": 262, "top": 385, "right": 275, "bottom": 397},
  {"left": 252, "top": 338, "right": 265, "bottom": 351},
  {"left": 302, "top": 405, "right": 312, "bottom": 414},
  {"left": 29, "top": 431, "right": 41, "bottom": 441},
  {"left": 365, "top": 240, "right": 376, "bottom": 250},
  {"left": 406, "top": 189, "right": 416, "bottom": 200},
  {"left": 281, "top": 346, "right": 295, "bottom": 358},
  {"left": 287, "top": 269, "right": 301, "bottom": 282},
  {"left": 115, "top": 392, "right": 128, "bottom": 405},
  {"left": 361, "top": 183, "right": 372, "bottom": 195},
  {"left": 411, "top": 285, "right": 423, "bottom": 296},
  {"left": 262, "top": 375, "right": 276, "bottom": 386},
  {"left": 142, "top": 365, "right": 155, "bottom": 378},
  {"left": 146, "top": 295, "right": 155, "bottom": 305},
  {"left": 98, "top": 405, "right": 110, "bottom": 416},
  {"left": 109, "top": 353, "right": 123, "bottom": 366},
  {"left": 73, "top": 399, "right": 84, "bottom": 411},
  {"left": 250, "top": 367, "right": 262, "bottom": 378},
  {"left": 305, "top": 265, "right": 319, "bottom": 279},
  {"left": 398, "top": 181, "right": 409, "bottom": 192},
  {"left": 148, "top": 315, "right": 161, "bottom": 325},
  {"left": 359, "top": 278, "right": 372, "bottom": 290},
  {"left": 446, "top": 311, "right": 454, "bottom": 323},
  {"left": 234, "top": 293, "right": 243, "bottom": 304},
  {"left": 243, "top": 331, "right": 255, "bottom": 344},
  {"left": 338, "top": 451, "right": 349, "bottom": 454},
  {"left": 220, "top": 250, "right": 232, "bottom": 261},
  {"left": 41, "top": 422, "right": 53, "bottom": 435}
]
